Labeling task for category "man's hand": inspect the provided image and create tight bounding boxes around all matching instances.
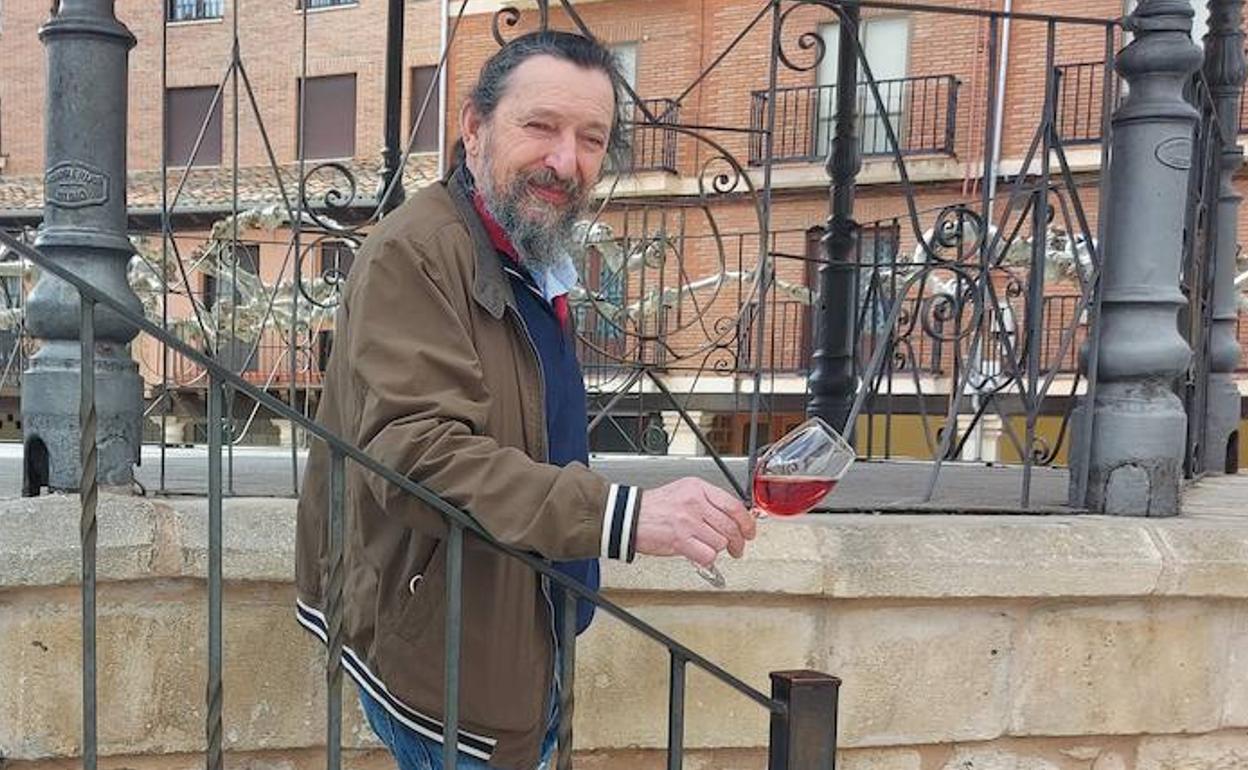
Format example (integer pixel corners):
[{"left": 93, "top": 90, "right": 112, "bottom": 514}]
[{"left": 633, "top": 478, "right": 757, "bottom": 567}]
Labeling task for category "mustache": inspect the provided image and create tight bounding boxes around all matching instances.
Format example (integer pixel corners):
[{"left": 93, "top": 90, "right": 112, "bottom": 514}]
[{"left": 516, "top": 167, "right": 581, "bottom": 199}]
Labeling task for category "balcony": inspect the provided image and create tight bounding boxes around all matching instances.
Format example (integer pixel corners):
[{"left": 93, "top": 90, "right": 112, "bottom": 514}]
[
  {"left": 748, "top": 75, "right": 960, "bottom": 165},
  {"left": 1056, "top": 59, "right": 1248, "bottom": 145},
  {"left": 618, "top": 98, "right": 681, "bottom": 174},
  {"left": 1054, "top": 61, "right": 1118, "bottom": 145},
  {"left": 168, "top": 329, "right": 326, "bottom": 389}
]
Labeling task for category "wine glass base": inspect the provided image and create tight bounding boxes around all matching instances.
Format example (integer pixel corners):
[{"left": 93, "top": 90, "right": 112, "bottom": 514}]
[{"left": 695, "top": 563, "right": 726, "bottom": 589}]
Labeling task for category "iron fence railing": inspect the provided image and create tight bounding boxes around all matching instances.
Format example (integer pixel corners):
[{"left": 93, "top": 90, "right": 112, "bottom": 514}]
[
  {"left": 733, "top": 263, "right": 1098, "bottom": 380},
  {"left": 748, "top": 75, "right": 960, "bottom": 164},
  {"left": 857, "top": 292, "right": 1090, "bottom": 378}
]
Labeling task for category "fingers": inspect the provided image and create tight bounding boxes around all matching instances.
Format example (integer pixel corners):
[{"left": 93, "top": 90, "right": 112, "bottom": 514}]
[
  {"left": 690, "top": 518, "right": 730, "bottom": 554},
  {"left": 633, "top": 477, "right": 758, "bottom": 568},
  {"left": 677, "top": 536, "right": 718, "bottom": 568},
  {"left": 700, "top": 484, "right": 758, "bottom": 542},
  {"left": 699, "top": 501, "right": 746, "bottom": 558}
]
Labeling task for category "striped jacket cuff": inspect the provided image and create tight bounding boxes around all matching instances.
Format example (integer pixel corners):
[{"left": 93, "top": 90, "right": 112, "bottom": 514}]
[{"left": 600, "top": 484, "right": 640, "bottom": 562}]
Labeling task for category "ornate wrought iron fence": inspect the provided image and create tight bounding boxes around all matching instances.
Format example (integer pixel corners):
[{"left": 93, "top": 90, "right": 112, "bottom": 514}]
[{"left": 1180, "top": 64, "right": 1243, "bottom": 479}]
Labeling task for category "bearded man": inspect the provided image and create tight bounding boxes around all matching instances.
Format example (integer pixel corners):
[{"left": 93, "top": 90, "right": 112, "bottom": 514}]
[{"left": 295, "top": 30, "right": 755, "bottom": 770}]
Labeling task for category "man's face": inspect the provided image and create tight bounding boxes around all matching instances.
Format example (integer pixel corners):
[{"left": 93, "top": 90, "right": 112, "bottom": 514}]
[{"left": 462, "top": 55, "right": 616, "bottom": 266}]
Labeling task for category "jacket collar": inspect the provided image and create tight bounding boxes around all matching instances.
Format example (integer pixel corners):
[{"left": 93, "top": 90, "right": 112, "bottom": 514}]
[{"left": 446, "top": 165, "right": 514, "bottom": 320}]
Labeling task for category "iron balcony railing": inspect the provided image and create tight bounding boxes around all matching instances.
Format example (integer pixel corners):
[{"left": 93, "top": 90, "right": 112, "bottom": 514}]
[
  {"left": 737, "top": 300, "right": 813, "bottom": 375},
  {"left": 1056, "top": 59, "right": 1248, "bottom": 144},
  {"left": 167, "top": 0, "right": 224, "bottom": 22},
  {"left": 297, "top": 0, "right": 357, "bottom": 9},
  {"left": 620, "top": 98, "right": 681, "bottom": 174},
  {"left": 0, "top": 227, "right": 842, "bottom": 770},
  {"left": 1054, "top": 61, "right": 1119, "bottom": 145},
  {"left": 168, "top": 328, "right": 327, "bottom": 388},
  {"left": 748, "top": 75, "right": 960, "bottom": 165}
]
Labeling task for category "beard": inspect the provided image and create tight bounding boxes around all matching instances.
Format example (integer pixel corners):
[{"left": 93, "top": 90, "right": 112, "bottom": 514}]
[{"left": 476, "top": 138, "right": 589, "bottom": 271}]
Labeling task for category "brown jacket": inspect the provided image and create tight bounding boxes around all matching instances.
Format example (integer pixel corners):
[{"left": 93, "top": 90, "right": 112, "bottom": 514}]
[{"left": 295, "top": 168, "right": 640, "bottom": 769}]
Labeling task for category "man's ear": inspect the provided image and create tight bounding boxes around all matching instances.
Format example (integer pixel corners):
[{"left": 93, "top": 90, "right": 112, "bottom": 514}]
[{"left": 460, "top": 102, "right": 482, "bottom": 158}]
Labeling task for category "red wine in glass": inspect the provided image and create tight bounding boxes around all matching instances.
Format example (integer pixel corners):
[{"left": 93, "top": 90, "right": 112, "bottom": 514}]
[
  {"left": 695, "top": 417, "right": 855, "bottom": 587},
  {"left": 752, "top": 475, "right": 839, "bottom": 517}
]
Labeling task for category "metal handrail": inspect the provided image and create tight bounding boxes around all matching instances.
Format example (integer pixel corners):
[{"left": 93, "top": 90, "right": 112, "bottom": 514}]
[{"left": 0, "top": 229, "right": 839, "bottom": 770}]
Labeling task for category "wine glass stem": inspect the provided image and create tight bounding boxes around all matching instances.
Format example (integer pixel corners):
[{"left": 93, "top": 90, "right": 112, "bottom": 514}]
[{"left": 695, "top": 509, "right": 765, "bottom": 588}]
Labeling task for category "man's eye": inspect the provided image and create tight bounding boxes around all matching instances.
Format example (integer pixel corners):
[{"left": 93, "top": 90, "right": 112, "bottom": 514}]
[
  {"left": 584, "top": 136, "right": 606, "bottom": 149},
  {"left": 526, "top": 121, "right": 553, "bottom": 132}
]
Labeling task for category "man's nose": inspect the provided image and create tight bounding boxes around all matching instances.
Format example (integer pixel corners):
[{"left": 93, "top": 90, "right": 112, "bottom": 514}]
[{"left": 544, "top": 130, "right": 578, "bottom": 181}]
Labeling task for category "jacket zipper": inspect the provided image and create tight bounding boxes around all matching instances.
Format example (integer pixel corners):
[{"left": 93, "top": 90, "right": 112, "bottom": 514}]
[{"left": 506, "top": 305, "right": 562, "bottom": 708}]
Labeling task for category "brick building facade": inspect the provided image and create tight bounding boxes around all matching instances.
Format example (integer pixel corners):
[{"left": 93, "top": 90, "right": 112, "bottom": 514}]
[{"left": 0, "top": 0, "right": 1244, "bottom": 456}]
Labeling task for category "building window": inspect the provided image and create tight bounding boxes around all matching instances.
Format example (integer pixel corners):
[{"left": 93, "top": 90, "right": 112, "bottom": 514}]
[
  {"left": 297, "top": 74, "right": 357, "bottom": 160},
  {"left": 202, "top": 242, "right": 260, "bottom": 311},
  {"left": 298, "top": 0, "right": 356, "bottom": 9},
  {"left": 611, "top": 41, "right": 640, "bottom": 120},
  {"left": 409, "top": 66, "right": 441, "bottom": 153},
  {"left": 165, "top": 86, "right": 223, "bottom": 167},
  {"left": 612, "top": 42, "right": 639, "bottom": 96},
  {"left": 816, "top": 17, "right": 910, "bottom": 155},
  {"left": 168, "top": 0, "right": 224, "bottom": 22},
  {"left": 317, "top": 330, "right": 334, "bottom": 373},
  {"left": 319, "top": 240, "right": 355, "bottom": 280},
  {"left": 607, "top": 42, "right": 639, "bottom": 171}
]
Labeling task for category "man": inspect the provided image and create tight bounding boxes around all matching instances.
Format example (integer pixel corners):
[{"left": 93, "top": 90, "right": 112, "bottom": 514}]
[{"left": 295, "top": 30, "right": 755, "bottom": 770}]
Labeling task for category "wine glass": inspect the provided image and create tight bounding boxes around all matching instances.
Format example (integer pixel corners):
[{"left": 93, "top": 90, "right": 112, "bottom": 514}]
[{"left": 694, "top": 416, "right": 855, "bottom": 588}]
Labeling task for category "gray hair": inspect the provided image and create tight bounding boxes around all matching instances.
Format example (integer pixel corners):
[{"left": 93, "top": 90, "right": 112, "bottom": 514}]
[{"left": 454, "top": 30, "right": 632, "bottom": 174}]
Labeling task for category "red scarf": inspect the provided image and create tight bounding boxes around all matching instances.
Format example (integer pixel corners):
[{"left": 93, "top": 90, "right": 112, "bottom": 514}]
[{"left": 472, "top": 191, "right": 570, "bottom": 327}]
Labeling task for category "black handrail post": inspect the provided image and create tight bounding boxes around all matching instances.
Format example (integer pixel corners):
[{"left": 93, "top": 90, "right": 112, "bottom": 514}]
[
  {"left": 557, "top": 587, "right": 578, "bottom": 770},
  {"left": 667, "top": 653, "right": 687, "bottom": 770},
  {"left": 79, "top": 294, "right": 98, "bottom": 770},
  {"left": 443, "top": 522, "right": 465, "bottom": 770},
  {"left": 326, "top": 448, "right": 347, "bottom": 770},
  {"left": 767, "top": 670, "right": 840, "bottom": 770}
]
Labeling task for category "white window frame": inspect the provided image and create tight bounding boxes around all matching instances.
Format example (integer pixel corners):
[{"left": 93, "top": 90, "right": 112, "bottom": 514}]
[{"left": 815, "top": 17, "right": 911, "bottom": 156}]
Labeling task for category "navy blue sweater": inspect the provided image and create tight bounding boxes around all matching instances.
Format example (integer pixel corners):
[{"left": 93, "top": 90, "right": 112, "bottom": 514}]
[{"left": 500, "top": 260, "right": 600, "bottom": 637}]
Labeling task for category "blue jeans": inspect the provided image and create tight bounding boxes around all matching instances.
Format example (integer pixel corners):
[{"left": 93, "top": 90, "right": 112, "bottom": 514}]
[{"left": 358, "top": 684, "right": 558, "bottom": 770}]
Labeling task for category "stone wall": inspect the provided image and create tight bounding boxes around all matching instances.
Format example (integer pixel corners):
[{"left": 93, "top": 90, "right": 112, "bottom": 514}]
[{"left": 2, "top": 485, "right": 1247, "bottom": 770}]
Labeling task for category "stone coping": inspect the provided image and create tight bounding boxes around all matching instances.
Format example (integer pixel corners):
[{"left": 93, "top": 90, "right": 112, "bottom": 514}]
[{"left": 2, "top": 480, "right": 1245, "bottom": 599}]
